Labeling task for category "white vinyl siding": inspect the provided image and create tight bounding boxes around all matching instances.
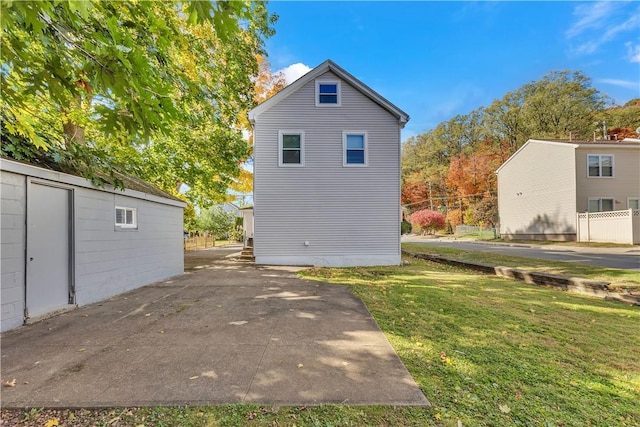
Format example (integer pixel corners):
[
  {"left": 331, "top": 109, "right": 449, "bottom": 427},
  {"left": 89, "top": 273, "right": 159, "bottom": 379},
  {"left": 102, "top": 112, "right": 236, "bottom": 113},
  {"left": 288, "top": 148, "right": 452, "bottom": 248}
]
[
  {"left": 253, "top": 70, "right": 400, "bottom": 266},
  {"left": 497, "top": 141, "right": 577, "bottom": 237},
  {"left": 587, "top": 154, "right": 614, "bottom": 177}
]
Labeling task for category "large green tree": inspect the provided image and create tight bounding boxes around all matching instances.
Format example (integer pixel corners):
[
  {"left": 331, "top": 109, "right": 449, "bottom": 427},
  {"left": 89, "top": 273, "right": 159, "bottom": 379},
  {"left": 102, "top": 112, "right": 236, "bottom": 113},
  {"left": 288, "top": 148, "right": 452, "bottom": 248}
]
[
  {"left": 402, "top": 69, "right": 617, "bottom": 223},
  {"left": 1, "top": 0, "right": 276, "bottom": 206}
]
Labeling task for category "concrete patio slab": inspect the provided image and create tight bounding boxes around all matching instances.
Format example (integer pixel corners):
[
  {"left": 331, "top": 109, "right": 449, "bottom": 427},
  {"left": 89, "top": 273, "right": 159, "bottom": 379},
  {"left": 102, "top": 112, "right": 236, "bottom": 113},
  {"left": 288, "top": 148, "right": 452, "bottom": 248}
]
[{"left": 0, "top": 246, "right": 429, "bottom": 407}]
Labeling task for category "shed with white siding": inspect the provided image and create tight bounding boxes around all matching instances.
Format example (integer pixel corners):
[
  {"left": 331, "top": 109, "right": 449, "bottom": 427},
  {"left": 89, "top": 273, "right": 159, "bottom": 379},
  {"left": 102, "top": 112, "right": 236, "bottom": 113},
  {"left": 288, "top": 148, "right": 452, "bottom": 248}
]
[
  {"left": 1, "top": 158, "right": 185, "bottom": 332},
  {"left": 248, "top": 59, "right": 409, "bottom": 267}
]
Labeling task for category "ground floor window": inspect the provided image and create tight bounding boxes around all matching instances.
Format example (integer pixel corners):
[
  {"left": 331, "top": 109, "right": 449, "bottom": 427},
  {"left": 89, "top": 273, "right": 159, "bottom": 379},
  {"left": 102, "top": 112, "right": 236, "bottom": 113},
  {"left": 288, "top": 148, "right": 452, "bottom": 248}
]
[
  {"left": 587, "top": 198, "right": 614, "bottom": 212},
  {"left": 628, "top": 198, "right": 639, "bottom": 210}
]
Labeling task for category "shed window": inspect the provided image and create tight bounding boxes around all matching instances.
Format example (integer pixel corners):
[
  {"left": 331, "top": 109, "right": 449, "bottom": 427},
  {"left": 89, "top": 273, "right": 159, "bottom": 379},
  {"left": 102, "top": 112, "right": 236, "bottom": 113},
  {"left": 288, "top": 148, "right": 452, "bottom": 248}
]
[
  {"left": 316, "top": 80, "right": 341, "bottom": 106},
  {"left": 278, "top": 130, "right": 305, "bottom": 166},
  {"left": 115, "top": 206, "right": 137, "bottom": 228},
  {"left": 587, "top": 155, "right": 613, "bottom": 177},
  {"left": 588, "top": 198, "right": 614, "bottom": 212}
]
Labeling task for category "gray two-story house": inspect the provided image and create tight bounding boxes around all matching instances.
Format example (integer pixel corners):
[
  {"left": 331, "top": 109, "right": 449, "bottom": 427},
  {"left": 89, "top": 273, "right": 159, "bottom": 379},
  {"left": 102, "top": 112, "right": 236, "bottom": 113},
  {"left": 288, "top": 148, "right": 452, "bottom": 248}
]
[{"left": 248, "top": 60, "right": 409, "bottom": 267}]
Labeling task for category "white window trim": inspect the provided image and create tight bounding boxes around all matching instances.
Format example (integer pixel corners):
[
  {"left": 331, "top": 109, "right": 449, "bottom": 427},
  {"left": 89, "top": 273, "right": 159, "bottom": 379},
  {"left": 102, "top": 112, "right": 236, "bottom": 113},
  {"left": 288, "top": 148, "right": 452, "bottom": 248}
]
[
  {"left": 342, "top": 131, "right": 368, "bottom": 167},
  {"left": 587, "top": 154, "right": 614, "bottom": 178},
  {"left": 115, "top": 206, "right": 137, "bottom": 228},
  {"left": 587, "top": 197, "right": 615, "bottom": 212},
  {"left": 278, "top": 130, "right": 305, "bottom": 167},
  {"left": 315, "top": 80, "right": 341, "bottom": 107},
  {"left": 628, "top": 197, "right": 640, "bottom": 210}
]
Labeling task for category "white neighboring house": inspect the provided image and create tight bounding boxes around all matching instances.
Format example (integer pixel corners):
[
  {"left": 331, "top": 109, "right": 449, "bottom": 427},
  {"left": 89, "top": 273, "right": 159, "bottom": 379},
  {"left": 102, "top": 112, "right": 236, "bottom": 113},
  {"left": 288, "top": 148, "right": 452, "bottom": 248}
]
[
  {"left": 496, "top": 138, "right": 640, "bottom": 241},
  {"left": 248, "top": 59, "right": 409, "bottom": 267},
  {"left": 1, "top": 159, "right": 185, "bottom": 332}
]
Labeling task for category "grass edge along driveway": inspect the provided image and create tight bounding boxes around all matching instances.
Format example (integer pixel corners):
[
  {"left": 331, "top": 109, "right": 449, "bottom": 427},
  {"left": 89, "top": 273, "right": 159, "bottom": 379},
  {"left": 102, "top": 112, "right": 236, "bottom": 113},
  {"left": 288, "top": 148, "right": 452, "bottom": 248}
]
[
  {"left": 300, "top": 254, "right": 640, "bottom": 426},
  {"left": 3, "top": 255, "right": 639, "bottom": 426}
]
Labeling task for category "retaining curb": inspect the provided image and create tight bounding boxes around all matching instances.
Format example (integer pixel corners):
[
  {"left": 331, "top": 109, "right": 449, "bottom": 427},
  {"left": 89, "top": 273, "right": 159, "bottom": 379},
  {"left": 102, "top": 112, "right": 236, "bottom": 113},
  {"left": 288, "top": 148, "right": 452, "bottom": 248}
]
[{"left": 402, "top": 250, "right": 640, "bottom": 306}]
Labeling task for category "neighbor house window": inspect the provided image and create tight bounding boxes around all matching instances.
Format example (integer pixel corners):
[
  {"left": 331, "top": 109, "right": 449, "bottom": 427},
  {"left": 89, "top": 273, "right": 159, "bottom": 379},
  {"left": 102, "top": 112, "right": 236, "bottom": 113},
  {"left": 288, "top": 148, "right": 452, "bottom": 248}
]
[
  {"left": 115, "top": 206, "right": 137, "bottom": 228},
  {"left": 343, "top": 132, "right": 367, "bottom": 166},
  {"left": 629, "top": 198, "right": 639, "bottom": 210},
  {"left": 316, "top": 80, "right": 340, "bottom": 106},
  {"left": 588, "top": 198, "right": 614, "bottom": 212},
  {"left": 278, "top": 130, "right": 305, "bottom": 166},
  {"left": 587, "top": 154, "right": 613, "bottom": 177}
]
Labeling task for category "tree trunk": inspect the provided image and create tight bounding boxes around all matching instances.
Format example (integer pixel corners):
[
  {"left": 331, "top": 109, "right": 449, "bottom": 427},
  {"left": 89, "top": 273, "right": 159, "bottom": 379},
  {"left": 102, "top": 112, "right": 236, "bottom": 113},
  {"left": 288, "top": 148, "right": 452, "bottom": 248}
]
[{"left": 63, "top": 121, "right": 85, "bottom": 146}]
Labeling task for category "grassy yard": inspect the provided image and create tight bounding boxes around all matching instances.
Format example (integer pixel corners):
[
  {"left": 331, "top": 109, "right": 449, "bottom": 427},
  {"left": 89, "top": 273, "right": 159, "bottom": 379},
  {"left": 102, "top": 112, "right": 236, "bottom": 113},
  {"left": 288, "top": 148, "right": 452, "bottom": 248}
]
[
  {"left": 403, "top": 242, "right": 640, "bottom": 291},
  {"left": 3, "top": 256, "right": 639, "bottom": 426}
]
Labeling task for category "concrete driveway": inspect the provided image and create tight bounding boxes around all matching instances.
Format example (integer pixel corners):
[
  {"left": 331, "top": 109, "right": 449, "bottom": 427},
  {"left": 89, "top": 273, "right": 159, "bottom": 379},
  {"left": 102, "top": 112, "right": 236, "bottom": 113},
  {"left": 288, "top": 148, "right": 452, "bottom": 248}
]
[{"left": 0, "top": 246, "right": 428, "bottom": 408}]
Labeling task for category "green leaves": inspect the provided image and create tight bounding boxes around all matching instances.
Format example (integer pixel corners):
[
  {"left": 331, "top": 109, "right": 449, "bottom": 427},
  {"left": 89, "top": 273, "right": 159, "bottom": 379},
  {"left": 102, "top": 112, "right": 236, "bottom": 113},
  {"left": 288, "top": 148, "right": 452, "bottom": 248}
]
[{"left": 2, "top": 0, "right": 276, "bottom": 208}]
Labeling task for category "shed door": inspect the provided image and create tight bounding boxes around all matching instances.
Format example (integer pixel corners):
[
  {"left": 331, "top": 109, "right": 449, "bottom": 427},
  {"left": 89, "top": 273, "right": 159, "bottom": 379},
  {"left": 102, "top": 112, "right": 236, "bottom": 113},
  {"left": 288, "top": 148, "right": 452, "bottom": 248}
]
[{"left": 26, "top": 183, "right": 73, "bottom": 319}]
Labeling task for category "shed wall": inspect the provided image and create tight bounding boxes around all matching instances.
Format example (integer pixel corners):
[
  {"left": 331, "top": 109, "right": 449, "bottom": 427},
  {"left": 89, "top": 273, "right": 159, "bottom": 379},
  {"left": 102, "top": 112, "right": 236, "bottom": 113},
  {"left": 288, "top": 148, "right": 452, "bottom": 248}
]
[
  {"left": 1, "top": 164, "right": 183, "bottom": 332},
  {"left": 253, "top": 70, "right": 401, "bottom": 266},
  {"left": 1, "top": 171, "right": 27, "bottom": 331},
  {"left": 74, "top": 190, "right": 183, "bottom": 306}
]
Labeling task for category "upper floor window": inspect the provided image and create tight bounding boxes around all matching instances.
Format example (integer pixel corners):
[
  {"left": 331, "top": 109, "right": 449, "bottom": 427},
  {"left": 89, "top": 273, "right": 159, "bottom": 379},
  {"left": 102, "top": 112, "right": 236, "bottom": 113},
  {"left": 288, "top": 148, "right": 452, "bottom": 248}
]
[
  {"left": 587, "top": 154, "right": 613, "bottom": 177},
  {"left": 115, "top": 206, "right": 137, "bottom": 228},
  {"left": 343, "top": 132, "right": 367, "bottom": 166},
  {"left": 316, "top": 80, "right": 341, "bottom": 106},
  {"left": 278, "top": 130, "right": 305, "bottom": 167},
  {"left": 588, "top": 198, "right": 614, "bottom": 212}
]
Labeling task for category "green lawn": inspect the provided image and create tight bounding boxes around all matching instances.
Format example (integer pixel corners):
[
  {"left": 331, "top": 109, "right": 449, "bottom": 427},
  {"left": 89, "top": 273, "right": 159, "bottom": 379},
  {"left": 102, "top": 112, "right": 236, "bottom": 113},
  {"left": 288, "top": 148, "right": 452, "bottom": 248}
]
[
  {"left": 403, "top": 242, "right": 640, "bottom": 291},
  {"left": 3, "top": 256, "right": 639, "bottom": 426}
]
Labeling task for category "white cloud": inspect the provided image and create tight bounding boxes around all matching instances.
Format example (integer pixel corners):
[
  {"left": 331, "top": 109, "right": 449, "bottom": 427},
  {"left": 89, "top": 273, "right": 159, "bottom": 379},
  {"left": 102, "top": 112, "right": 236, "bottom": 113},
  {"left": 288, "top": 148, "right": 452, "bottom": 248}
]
[
  {"left": 566, "top": 2, "right": 640, "bottom": 59},
  {"left": 278, "top": 63, "right": 312, "bottom": 85},
  {"left": 566, "top": 2, "right": 614, "bottom": 38},
  {"left": 596, "top": 78, "right": 639, "bottom": 90},
  {"left": 626, "top": 42, "right": 640, "bottom": 63}
]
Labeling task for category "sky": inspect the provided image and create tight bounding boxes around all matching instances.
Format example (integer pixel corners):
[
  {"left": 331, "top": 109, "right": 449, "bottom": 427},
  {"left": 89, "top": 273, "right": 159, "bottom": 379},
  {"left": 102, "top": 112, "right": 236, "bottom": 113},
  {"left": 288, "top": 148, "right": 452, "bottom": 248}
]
[{"left": 264, "top": 1, "right": 640, "bottom": 142}]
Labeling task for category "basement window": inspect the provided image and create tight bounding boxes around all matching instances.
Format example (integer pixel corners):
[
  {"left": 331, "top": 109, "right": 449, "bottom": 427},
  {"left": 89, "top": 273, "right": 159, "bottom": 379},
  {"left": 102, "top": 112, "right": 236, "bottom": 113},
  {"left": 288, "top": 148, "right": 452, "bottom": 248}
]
[{"left": 115, "top": 206, "right": 137, "bottom": 228}]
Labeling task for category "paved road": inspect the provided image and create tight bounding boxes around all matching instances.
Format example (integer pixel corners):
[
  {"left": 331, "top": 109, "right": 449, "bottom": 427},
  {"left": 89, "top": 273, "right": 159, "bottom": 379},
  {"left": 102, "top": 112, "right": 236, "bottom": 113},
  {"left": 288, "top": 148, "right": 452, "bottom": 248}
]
[{"left": 402, "top": 237, "right": 640, "bottom": 270}]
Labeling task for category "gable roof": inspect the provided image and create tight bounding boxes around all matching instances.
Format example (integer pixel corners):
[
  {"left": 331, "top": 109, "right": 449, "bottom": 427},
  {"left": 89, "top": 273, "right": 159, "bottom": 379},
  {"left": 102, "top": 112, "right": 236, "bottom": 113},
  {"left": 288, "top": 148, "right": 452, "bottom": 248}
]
[
  {"left": 1, "top": 157, "right": 185, "bottom": 205},
  {"left": 248, "top": 59, "right": 410, "bottom": 127},
  {"left": 496, "top": 138, "right": 640, "bottom": 174}
]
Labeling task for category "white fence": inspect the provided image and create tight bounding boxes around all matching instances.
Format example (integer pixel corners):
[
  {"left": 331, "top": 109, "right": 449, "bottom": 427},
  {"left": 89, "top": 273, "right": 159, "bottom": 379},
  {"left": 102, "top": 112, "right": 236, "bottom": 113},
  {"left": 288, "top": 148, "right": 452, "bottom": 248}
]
[{"left": 576, "top": 209, "right": 640, "bottom": 244}]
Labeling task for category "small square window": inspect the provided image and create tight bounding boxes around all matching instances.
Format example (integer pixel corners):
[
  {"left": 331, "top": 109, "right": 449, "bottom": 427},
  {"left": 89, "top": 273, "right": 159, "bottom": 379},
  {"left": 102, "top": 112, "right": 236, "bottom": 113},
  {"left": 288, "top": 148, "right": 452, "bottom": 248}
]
[
  {"left": 343, "top": 132, "right": 367, "bottom": 166},
  {"left": 278, "top": 131, "right": 305, "bottom": 167},
  {"left": 115, "top": 206, "right": 137, "bottom": 228},
  {"left": 629, "top": 198, "right": 639, "bottom": 210},
  {"left": 316, "top": 80, "right": 341, "bottom": 106}
]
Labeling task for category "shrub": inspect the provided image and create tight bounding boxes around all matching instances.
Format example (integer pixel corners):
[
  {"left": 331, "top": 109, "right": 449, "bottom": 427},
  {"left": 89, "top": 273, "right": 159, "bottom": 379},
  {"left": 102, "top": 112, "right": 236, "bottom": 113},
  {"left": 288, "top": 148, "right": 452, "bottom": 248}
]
[
  {"left": 410, "top": 209, "right": 446, "bottom": 235},
  {"left": 401, "top": 220, "right": 412, "bottom": 235}
]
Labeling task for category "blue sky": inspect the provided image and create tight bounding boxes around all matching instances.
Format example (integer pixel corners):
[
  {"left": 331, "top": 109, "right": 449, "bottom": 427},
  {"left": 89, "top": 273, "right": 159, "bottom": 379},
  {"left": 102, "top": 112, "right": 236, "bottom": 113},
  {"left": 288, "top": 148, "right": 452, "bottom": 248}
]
[{"left": 265, "top": 1, "right": 640, "bottom": 141}]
